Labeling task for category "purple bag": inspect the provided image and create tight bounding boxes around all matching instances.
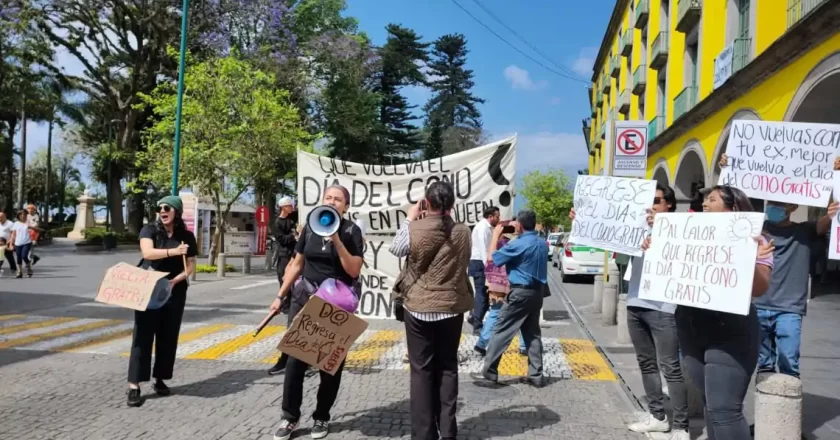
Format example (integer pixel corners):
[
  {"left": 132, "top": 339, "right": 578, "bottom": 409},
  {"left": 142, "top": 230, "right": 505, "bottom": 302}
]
[{"left": 315, "top": 278, "right": 359, "bottom": 313}]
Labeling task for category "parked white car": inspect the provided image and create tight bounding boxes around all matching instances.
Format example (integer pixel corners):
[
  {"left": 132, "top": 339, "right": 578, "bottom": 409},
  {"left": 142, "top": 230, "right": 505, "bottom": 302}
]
[
  {"left": 547, "top": 233, "right": 564, "bottom": 261},
  {"left": 557, "top": 238, "right": 618, "bottom": 283}
]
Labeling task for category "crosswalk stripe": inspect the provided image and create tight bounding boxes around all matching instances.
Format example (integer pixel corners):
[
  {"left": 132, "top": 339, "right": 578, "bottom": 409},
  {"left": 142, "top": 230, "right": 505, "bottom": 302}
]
[
  {"left": 62, "top": 326, "right": 135, "bottom": 353},
  {"left": 174, "top": 325, "right": 252, "bottom": 358},
  {"left": 118, "top": 323, "right": 236, "bottom": 357},
  {"left": 0, "top": 314, "right": 25, "bottom": 322},
  {"left": 184, "top": 325, "right": 285, "bottom": 360},
  {"left": 497, "top": 336, "right": 528, "bottom": 377},
  {"left": 0, "top": 319, "right": 123, "bottom": 350},
  {"left": 344, "top": 330, "right": 403, "bottom": 369},
  {"left": 559, "top": 338, "right": 617, "bottom": 381},
  {"left": 20, "top": 322, "right": 135, "bottom": 352},
  {"left": 0, "top": 317, "right": 79, "bottom": 336},
  {"left": 222, "top": 327, "right": 286, "bottom": 363}
]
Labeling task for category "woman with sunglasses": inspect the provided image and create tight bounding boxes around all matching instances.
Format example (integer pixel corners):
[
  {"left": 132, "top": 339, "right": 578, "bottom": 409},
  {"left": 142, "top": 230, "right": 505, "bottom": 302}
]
[
  {"left": 269, "top": 185, "right": 364, "bottom": 440},
  {"left": 644, "top": 185, "right": 774, "bottom": 440},
  {"left": 126, "top": 195, "right": 197, "bottom": 407}
]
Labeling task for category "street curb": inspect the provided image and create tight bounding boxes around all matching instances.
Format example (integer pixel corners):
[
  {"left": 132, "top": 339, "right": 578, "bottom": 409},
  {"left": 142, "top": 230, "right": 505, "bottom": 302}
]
[{"left": 548, "top": 274, "right": 645, "bottom": 414}]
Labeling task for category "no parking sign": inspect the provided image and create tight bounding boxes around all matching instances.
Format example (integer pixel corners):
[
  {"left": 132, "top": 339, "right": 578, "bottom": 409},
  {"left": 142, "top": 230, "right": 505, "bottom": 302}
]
[{"left": 613, "top": 121, "right": 648, "bottom": 178}]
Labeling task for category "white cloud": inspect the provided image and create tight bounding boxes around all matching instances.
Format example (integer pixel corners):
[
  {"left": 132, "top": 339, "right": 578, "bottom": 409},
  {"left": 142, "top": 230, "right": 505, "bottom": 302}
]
[
  {"left": 503, "top": 65, "right": 548, "bottom": 91},
  {"left": 571, "top": 47, "right": 598, "bottom": 76}
]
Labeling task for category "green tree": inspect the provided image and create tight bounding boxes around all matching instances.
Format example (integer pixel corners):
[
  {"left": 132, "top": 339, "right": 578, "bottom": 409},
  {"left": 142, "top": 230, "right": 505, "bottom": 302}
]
[
  {"left": 423, "top": 33, "right": 484, "bottom": 158},
  {"left": 138, "top": 56, "right": 311, "bottom": 261},
  {"left": 375, "top": 24, "right": 428, "bottom": 163},
  {"left": 520, "top": 169, "right": 574, "bottom": 231}
]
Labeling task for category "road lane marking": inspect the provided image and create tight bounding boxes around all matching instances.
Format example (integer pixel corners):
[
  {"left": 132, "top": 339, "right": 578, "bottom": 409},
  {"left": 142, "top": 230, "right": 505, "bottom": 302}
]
[
  {"left": 0, "top": 314, "right": 25, "bottom": 322},
  {"left": 0, "top": 320, "right": 123, "bottom": 350},
  {"left": 559, "top": 338, "right": 617, "bottom": 381},
  {"left": 497, "top": 336, "right": 528, "bottom": 377},
  {"left": 0, "top": 317, "right": 79, "bottom": 336},
  {"left": 344, "top": 330, "right": 402, "bottom": 369},
  {"left": 231, "top": 279, "right": 277, "bottom": 290},
  {"left": 184, "top": 325, "right": 284, "bottom": 360},
  {"left": 222, "top": 327, "right": 287, "bottom": 363},
  {"left": 22, "top": 322, "right": 135, "bottom": 352},
  {"left": 118, "top": 323, "right": 236, "bottom": 357}
]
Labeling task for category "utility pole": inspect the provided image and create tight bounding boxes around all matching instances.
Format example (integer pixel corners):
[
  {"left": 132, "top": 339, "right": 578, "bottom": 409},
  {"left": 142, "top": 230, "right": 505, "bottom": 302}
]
[
  {"left": 16, "top": 104, "right": 27, "bottom": 210},
  {"left": 171, "top": 0, "right": 190, "bottom": 195}
]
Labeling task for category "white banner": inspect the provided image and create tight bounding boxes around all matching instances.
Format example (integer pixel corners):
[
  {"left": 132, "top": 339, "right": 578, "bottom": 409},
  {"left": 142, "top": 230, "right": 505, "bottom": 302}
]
[
  {"left": 638, "top": 212, "right": 764, "bottom": 315},
  {"left": 224, "top": 231, "right": 254, "bottom": 256},
  {"left": 718, "top": 120, "right": 839, "bottom": 207},
  {"left": 569, "top": 175, "right": 656, "bottom": 257},
  {"left": 830, "top": 175, "right": 840, "bottom": 260},
  {"left": 713, "top": 43, "right": 733, "bottom": 90},
  {"left": 297, "top": 137, "right": 517, "bottom": 234},
  {"left": 357, "top": 236, "right": 401, "bottom": 319}
]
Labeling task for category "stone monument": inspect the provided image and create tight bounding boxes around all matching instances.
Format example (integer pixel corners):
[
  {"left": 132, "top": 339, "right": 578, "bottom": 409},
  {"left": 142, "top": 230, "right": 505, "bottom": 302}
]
[{"left": 68, "top": 190, "right": 96, "bottom": 240}]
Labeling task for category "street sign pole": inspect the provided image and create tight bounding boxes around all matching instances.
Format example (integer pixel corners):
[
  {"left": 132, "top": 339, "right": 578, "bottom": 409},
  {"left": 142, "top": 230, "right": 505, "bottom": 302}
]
[
  {"left": 171, "top": 0, "right": 190, "bottom": 195},
  {"left": 604, "top": 112, "right": 616, "bottom": 279}
]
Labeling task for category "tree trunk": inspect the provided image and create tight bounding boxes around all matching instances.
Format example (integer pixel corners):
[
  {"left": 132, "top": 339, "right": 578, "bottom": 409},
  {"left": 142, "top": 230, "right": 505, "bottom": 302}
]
[
  {"left": 107, "top": 173, "right": 125, "bottom": 232},
  {"left": 15, "top": 108, "right": 26, "bottom": 210},
  {"left": 58, "top": 166, "right": 66, "bottom": 223},
  {"left": 45, "top": 119, "right": 53, "bottom": 223}
]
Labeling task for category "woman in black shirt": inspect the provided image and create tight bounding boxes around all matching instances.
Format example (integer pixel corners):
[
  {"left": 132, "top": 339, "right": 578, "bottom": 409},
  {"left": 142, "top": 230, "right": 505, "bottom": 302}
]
[
  {"left": 269, "top": 185, "right": 364, "bottom": 440},
  {"left": 126, "top": 195, "right": 197, "bottom": 407}
]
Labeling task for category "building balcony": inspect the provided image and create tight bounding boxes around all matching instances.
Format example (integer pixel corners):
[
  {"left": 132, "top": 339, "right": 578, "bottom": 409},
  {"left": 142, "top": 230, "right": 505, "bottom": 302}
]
[
  {"left": 635, "top": 0, "right": 649, "bottom": 29},
  {"left": 650, "top": 31, "right": 669, "bottom": 70},
  {"left": 787, "top": 0, "right": 829, "bottom": 29},
  {"left": 596, "top": 89, "right": 604, "bottom": 105},
  {"left": 601, "top": 73, "right": 611, "bottom": 92},
  {"left": 673, "top": 86, "right": 698, "bottom": 120},
  {"left": 632, "top": 64, "right": 647, "bottom": 95},
  {"left": 732, "top": 37, "right": 752, "bottom": 73},
  {"left": 618, "top": 89, "right": 631, "bottom": 114},
  {"left": 620, "top": 31, "right": 633, "bottom": 57},
  {"left": 594, "top": 135, "right": 603, "bottom": 149},
  {"left": 676, "top": 0, "right": 702, "bottom": 33},
  {"left": 649, "top": 115, "right": 665, "bottom": 140},
  {"left": 600, "top": 119, "right": 606, "bottom": 139},
  {"left": 610, "top": 55, "right": 620, "bottom": 78}
]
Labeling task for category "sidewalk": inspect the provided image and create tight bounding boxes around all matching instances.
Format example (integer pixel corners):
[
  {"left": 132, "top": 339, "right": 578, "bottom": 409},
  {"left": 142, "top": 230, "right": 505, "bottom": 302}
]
[{"left": 551, "top": 271, "right": 840, "bottom": 440}]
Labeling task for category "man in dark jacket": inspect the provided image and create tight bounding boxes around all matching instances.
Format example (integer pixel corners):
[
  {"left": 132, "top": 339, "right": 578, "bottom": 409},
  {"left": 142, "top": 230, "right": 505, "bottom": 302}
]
[{"left": 268, "top": 196, "right": 297, "bottom": 376}]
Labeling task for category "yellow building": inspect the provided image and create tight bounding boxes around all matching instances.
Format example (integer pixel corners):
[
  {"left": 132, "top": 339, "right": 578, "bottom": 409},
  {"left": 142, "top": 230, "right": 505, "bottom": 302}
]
[{"left": 584, "top": 0, "right": 840, "bottom": 289}]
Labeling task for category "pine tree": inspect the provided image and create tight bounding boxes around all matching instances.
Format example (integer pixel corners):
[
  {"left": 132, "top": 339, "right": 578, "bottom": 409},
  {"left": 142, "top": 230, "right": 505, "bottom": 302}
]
[
  {"left": 376, "top": 24, "right": 428, "bottom": 164},
  {"left": 423, "top": 33, "right": 485, "bottom": 158}
]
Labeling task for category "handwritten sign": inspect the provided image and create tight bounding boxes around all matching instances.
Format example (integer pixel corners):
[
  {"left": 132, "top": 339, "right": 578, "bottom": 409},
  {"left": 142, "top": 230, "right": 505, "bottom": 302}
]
[
  {"left": 569, "top": 175, "right": 656, "bottom": 257},
  {"left": 638, "top": 212, "right": 764, "bottom": 315},
  {"left": 830, "top": 175, "right": 840, "bottom": 260},
  {"left": 719, "top": 120, "right": 839, "bottom": 207},
  {"left": 297, "top": 137, "right": 517, "bottom": 234},
  {"left": 95, "top": 263, "right": 170, "bottom": 311},
  {"left": 278, "top": 295, "right": 369, "bottom": 375}
]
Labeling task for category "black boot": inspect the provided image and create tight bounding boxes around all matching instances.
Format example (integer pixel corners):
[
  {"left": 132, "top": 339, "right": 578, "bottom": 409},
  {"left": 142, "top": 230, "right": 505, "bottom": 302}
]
[
  {"left": 126, "top": 388, "right": 145, "bottom": 407},
  {"left": 153, "top": 379, "right": 171, "bottom": 396},
  {"left": 268, "top": 354, "right": 288, "bottom": 375}
]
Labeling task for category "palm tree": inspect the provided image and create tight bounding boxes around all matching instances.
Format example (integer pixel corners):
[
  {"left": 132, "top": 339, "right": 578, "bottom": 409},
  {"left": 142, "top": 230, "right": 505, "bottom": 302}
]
[{"left": 40, "top": 77, "right": 84, "bottom": 223}]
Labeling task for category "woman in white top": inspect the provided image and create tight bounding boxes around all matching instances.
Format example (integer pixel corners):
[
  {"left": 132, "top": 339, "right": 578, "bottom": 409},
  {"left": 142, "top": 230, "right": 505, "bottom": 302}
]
[{"left": 12, "top": 210, "right": 34, "bottom": 278}]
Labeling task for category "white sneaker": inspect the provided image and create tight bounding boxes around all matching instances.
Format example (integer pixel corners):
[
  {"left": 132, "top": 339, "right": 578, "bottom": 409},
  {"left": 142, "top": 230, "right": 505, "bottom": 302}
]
[
  {"left": 628, "top": 414, "right": 670, "bottom": 433},
  {"left": 669, "top": 429, "right": 690, "bottom": 440}
]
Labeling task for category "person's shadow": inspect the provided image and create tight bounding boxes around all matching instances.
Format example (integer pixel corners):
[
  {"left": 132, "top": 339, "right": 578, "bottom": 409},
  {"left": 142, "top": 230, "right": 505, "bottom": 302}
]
[{"left": 164, "top": 369, "right": 267, "bottom": 399}]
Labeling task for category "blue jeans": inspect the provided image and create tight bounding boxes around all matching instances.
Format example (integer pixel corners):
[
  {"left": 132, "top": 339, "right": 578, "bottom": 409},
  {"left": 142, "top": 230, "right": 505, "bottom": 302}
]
[
  {"left": 475, "top": 302, "right": 526, "bottom": 351},
  {"left": 469, "top": 260, "right": 488, "bottom": 326},
  {"left": 757, "top": 308, "right": 802, "bottom": 377}
]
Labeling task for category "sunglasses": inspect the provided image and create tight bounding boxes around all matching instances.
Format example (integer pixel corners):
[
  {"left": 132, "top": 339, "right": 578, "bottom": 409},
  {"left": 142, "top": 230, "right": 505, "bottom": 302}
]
[
  {"left": 653, "top": 197, "right": 662, "bottom": 205},
  {"left": 157, "top": 205, "right": 173, "bottom": 213}
]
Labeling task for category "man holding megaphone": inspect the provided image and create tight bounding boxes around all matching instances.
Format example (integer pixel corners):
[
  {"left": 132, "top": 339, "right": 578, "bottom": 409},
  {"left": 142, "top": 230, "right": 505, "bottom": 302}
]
[{"left": 268, "top": 185, "right": 364, "bottom": 440}]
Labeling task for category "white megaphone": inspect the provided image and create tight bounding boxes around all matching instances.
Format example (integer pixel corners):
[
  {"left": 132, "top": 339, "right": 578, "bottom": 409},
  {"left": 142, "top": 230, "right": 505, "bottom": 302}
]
[{"left": 308, "top": 205, "right": 342, "bottom": 237}]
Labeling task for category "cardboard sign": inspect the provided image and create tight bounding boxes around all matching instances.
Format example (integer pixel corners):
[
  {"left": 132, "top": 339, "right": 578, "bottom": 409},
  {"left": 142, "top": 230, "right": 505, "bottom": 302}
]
[
  {"left": 278, "top": 296, "right": 369, "bottom": 375},
  {"left": 95, "top": 263, "right": 170, "bottom": 311},
  {"left": 638, "top": 212, "right": 764, "bottom": 315}
]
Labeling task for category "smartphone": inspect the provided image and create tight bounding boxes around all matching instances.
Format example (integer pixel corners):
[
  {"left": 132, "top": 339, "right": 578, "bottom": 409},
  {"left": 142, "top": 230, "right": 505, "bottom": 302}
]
[
  {"left": 419, "top": 200, "right": 427, "bottom": 211},
  {"left": 498, "top": 220, "right": 516, "bottom": 234}
]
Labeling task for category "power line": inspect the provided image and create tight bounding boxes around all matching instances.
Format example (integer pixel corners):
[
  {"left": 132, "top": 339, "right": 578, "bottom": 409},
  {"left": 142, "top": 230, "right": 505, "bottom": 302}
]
[
  {"left": 449, "top": 0, "right": 589, "bottom": 84},
  {"left": 469, "top": 0, "right": 588, "bottom": 81}
]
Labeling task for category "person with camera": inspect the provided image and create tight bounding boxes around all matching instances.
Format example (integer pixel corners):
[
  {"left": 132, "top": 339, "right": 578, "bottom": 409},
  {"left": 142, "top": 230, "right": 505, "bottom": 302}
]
[
  {"left": 268, "top": 185, "right": 364, "bottom": 440},
  {"left": 389, "top": 181, "right": 473, "bottom": 440}
]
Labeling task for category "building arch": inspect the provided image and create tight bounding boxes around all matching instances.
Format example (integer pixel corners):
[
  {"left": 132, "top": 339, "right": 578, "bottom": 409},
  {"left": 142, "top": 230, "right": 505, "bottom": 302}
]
[
  {"left": 710, "top": 108, "right": 762, "bottom": 183},
  {"left": 651, "top": 158, "right": 671, "bottom": 186},
  {"left": 673, "top": 140, "right": 707, "bottom": 212}
]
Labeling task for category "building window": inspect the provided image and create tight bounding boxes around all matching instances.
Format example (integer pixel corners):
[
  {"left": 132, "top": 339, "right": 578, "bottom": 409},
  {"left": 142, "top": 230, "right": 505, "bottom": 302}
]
[{"left": 661, "top": 0, "right": 670, "bottom": 30}]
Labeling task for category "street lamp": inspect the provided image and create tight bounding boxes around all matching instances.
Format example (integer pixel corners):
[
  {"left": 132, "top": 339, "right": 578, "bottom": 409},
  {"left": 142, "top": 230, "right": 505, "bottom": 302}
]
[
  {"left": 171, "top": 0, "right": 190, "bottom": 196},
  {"left": 106, "top": 119, "right": 121, "bottom": 232}
]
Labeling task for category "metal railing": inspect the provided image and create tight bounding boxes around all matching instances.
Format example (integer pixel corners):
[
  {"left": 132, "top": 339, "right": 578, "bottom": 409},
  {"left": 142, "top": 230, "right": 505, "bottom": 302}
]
[
  {"left": 632, "top": 64, "right": 647, "bottom": 94},
  {"left": 620, "top": 31, "right": 633, "bottom": 56},
  {"left": 673, "top": 86, "right": 698, "bottom": 120},
  {"left": 649, "top": 115, "right": 665, "bottom": 140},
  {"left": 676, "top": 0, "right": 702, "bottom": 33},
  {"left": 610, "top": 55, "right": 621, "bottom": 77},
  {"left": 651, "top": 31, "right": 669, "bottom": 69},
  {"left": 787, "top": 0, "right": 828, "bottom": 29},
  {"left": 635, "top": 0, "right": 650, "bottom": 29},
  {"left": 601, "top": 73, "right": 611, "bottom": 92},
  {"left": 619, "top": 89, "right": 631, "bottom": 113},
  {"left": 732, "top": 37, "right": 752, "bottom": 73},
  {"left": 596, "top": 89, "right": 604, "bottom": 104}
]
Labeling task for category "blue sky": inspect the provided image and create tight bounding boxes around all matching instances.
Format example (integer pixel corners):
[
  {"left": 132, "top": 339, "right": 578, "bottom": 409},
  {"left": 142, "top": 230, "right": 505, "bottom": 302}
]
[{"left": 15, "top": 0, "right": 613, "bottom": 198}]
